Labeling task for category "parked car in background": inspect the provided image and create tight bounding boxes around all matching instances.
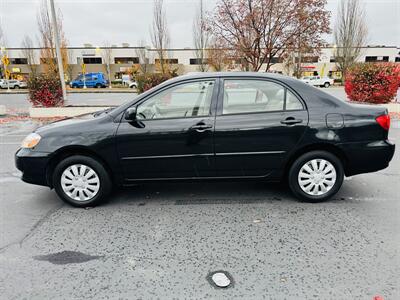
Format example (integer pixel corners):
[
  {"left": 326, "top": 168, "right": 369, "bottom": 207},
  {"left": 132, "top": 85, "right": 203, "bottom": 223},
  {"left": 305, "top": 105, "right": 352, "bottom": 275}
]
[
  {"left": 300, "top": 76, "right": 334, "bottom": 88},
  {"left": 16, "top": 72, "right": 395, "bottom": 207},
  {"left": 0, "top": 79, "right": 27, "bottom": 89},
  {"left": 69, "top": 72, "right": 108, "bottom": 88},
  {"left": 128, "top": 80, "right": 138, "bottom": 89}
]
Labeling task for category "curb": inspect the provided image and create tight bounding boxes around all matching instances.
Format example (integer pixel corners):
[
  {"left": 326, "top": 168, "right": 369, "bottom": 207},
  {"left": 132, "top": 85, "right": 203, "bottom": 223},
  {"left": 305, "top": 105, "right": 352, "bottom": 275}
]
[
  {"left": 0, "top": 89, "right": 137, "bottom": 94},
  {"left": 29, "top": 105, "right": 115, "bottom": 118}
]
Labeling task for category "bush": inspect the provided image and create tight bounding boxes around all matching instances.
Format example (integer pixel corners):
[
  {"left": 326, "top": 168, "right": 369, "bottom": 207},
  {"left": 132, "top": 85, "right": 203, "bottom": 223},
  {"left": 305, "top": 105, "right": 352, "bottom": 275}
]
[
  {"left": 135, "top": 73, "right": 174, "bottom": 94},
  {"left": 345, "top": 63, "right": 400, "bottom": 104},
  {"left": 28, "top": 75, "right": 64, "bottom": 107}
]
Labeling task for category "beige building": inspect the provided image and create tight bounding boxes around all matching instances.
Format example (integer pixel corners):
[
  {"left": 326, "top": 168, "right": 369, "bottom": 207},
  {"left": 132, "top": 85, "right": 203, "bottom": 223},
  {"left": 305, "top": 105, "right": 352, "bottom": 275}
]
[{"left": 1, "top": 44, "right": 399, "bottom": 81}]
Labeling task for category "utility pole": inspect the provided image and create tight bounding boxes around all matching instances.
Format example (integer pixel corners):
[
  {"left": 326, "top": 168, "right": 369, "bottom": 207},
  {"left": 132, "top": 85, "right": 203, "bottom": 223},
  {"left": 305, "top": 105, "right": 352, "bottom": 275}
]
[
  {"left": 200, "top": 0, "right": 204, "bottom": 65},
  {"left": 49, "top": 0, "right": 67, "bottom": 102}
]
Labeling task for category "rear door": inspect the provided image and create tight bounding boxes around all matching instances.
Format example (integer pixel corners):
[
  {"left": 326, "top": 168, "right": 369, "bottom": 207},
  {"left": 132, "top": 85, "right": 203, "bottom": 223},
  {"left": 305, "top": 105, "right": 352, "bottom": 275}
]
[{"left": 214, "top": 78, "right": 308, "bottom": 177}]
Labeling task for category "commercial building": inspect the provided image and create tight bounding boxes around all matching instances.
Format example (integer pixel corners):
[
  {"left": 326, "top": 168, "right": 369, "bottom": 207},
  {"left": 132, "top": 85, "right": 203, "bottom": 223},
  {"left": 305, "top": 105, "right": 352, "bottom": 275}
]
[{"left": 1, "top": 44, "right": 399, "bottom": 82}]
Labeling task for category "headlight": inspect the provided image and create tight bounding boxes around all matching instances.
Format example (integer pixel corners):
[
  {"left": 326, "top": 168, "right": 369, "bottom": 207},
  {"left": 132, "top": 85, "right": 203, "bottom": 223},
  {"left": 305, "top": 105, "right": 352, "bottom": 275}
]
[{"left": 21, "top": 133, "right": 41, "bottom": 149}]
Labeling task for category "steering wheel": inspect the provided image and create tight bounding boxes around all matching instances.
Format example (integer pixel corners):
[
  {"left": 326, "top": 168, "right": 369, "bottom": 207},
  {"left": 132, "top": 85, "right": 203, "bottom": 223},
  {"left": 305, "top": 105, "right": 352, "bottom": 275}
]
[{"left": 138, "top": 112, "right": 147, "bottom": 119}]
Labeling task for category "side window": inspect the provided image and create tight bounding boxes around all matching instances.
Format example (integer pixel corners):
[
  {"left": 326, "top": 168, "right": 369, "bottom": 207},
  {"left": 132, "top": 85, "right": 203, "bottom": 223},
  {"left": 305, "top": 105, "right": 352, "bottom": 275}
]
[
  {"left": 136, "top": 80, "right": 215, "bottom": 120},
  {"left": 223, "top": 80, "right": 285, "bottom": 114},
  {"left": 85, "top": 74, "right": 92, "bottom": 81},
  {"left": 286, "top": 90, "right": 303, "bottom": 110}
]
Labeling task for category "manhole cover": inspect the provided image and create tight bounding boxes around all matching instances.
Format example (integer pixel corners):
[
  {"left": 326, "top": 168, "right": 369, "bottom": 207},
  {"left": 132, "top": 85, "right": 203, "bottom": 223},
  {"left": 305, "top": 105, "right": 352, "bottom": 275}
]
[{"left": 207, "top": 271, "right": 233, "bottom": 288}]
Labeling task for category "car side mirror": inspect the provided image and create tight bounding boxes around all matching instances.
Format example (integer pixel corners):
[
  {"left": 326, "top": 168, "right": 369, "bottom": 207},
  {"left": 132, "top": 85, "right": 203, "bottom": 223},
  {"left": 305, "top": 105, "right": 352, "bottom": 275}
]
[{"left": 124, "top": 107, "right": 137, "bottom": 121}]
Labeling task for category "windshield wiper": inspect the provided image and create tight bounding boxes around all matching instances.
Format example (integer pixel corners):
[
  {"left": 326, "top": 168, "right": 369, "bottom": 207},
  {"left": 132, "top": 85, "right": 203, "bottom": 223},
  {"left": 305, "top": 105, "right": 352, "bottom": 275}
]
[{"left": 93, "top": 107, "right": 115, "bottom": 117}]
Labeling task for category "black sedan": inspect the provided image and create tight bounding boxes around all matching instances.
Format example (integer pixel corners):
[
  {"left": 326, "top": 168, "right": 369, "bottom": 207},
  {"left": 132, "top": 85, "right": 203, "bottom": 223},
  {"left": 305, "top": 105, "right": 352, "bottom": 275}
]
[{"left": 16, "top": 73, "right": 395, "bottom": 207}]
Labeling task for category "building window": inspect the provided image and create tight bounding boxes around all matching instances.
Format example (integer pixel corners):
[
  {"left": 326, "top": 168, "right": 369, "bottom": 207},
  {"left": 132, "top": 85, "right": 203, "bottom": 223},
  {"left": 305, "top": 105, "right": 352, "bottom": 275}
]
[
  {"left": 40, "top": 58, "right": 56, "bottom": 64},
  {"left": 83, "top": 57, "right": 102, "bottom": 64},
  {"left": 296, "top": 56, "right": 319, "bottom": 63},
  {"left": 330, "top": 57, "right": 336, "bottom": 63},
  {"left": 365, "top": 56, "right": 389, "bottom": 62},
  {"left": 395, "top": 57, "right": 400, "bottom": 62},
  {"left": 190, "top": 58, "right": 208, "bottom": 65},
  {"left": 10, "top": 58, "right": 28, "bottom": 64},
  {"left": 155, "top": 58, "right": 179, "bottom": 64},
  {"left": 114, "top": 57, "right": 139, "bottom": 64},
  {"left": 269, "top": 57, "right": 283, "bottom": 64}
]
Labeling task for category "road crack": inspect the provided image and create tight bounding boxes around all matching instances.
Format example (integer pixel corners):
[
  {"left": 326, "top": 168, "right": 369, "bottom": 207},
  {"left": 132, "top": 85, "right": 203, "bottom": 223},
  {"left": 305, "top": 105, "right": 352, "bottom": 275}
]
[{"left": 0, "top": 203, "right": 64, "bottom": 253}]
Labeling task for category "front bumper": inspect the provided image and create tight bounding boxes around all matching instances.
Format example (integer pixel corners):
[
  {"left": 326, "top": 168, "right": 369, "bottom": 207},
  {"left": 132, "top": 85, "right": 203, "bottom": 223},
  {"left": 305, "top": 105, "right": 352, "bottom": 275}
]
[
  {"left": 339, "top": 139, "right": 395, "bottom": 176},
  {"left": 15, "top": 148, "right": 51, "bottom": 187}
]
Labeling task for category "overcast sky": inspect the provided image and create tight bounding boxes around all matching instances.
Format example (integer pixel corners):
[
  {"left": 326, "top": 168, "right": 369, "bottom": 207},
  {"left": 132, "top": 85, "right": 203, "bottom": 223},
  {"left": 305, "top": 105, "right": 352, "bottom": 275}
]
[{"left": 0, "top": 0, "right": 399, "bottom": 48}]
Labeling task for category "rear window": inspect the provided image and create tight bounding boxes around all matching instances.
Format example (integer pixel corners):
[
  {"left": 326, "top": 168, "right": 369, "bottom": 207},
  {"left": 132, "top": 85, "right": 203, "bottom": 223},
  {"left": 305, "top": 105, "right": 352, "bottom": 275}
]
[{"left": 222, "top": 79, "right": 303, "bottom": 114}]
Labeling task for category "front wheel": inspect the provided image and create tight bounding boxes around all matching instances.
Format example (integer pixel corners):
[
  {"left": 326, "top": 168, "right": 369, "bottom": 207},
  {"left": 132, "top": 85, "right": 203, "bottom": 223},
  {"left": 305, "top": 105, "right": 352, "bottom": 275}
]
[
  {"left": 53, "top": 155, "right": 112, "bottom": 207},
  {"left": 288, "top": 151, "right": 344, "bottom": 202},
  {"left": 324, "top": 82, "right": 330, "bottom": 88}
]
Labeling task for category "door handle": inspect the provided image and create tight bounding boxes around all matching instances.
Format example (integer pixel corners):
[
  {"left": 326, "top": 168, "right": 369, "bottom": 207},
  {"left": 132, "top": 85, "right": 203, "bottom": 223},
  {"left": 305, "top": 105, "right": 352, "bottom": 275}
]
[
  {"left": 190, "top": 123, "right": 213, "bottom": 132},
  {"left": 280, "top": 117, "right": 303, "bottom": 125}
]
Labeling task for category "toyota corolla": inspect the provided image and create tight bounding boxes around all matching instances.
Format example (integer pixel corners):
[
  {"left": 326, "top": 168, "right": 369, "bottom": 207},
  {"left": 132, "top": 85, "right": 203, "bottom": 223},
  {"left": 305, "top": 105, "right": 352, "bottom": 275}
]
[{"left": 15, "top": 73, "right": 395, "bottom": 207}]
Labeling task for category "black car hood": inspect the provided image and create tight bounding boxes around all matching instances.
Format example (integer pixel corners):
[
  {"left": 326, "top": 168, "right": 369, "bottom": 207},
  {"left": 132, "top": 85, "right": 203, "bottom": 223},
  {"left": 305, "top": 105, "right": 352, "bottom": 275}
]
[{"left": 35, "top": 112, "right": 101, "bottom": 133}]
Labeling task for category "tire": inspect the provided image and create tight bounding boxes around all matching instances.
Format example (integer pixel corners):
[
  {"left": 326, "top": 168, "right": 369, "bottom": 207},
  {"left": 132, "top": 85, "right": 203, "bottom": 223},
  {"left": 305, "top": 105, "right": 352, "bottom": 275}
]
[
  {"left": 324, "top": 82, "right": 330, "bottom": 88},
  {"left": 288, "top": 150, "right": 344, "bottom": 202},
  {"left": 53, "top": 155, "right": 112, "bottom": 207},
  {"left": 95, "top": 83, "right": 101, "bottom": 88},
  {"left": 14, "top": 85, "right": 20, "bottom": 89}
]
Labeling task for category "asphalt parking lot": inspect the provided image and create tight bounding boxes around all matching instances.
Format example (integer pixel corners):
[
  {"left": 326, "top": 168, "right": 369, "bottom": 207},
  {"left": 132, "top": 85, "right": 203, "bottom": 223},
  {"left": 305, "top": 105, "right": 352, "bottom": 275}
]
[{"left": 0, "top": 90, "right": 399, "bottom": 299}]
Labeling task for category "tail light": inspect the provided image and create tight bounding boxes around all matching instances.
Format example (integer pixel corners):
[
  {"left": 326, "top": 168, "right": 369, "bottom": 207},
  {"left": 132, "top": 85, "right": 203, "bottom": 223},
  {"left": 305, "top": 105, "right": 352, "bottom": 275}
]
[{"left": 376, "top": 114, "right": 390, "bottom": 131}]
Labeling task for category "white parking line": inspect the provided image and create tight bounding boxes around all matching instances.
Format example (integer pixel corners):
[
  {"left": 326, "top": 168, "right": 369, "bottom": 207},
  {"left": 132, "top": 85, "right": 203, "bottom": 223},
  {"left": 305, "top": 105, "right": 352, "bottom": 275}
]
[{"left": 0, "top": 143, "right": 21, "bottom": 145}]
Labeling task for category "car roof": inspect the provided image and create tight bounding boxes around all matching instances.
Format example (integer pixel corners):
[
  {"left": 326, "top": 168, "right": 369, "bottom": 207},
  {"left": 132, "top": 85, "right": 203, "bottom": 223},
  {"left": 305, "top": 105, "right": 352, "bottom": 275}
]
[
  {"left": 164, "top": 72, "right": 301, "bottom": 87},
  {"left": 177, "top": 71, "right": 287, "bottom": 80},
  {"left": 109, "top": 71, "right": 344, "bottom": 119}
]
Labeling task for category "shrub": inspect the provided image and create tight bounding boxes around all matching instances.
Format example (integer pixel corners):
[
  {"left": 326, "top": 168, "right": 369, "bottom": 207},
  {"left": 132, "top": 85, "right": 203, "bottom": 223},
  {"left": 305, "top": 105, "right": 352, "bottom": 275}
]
[
  {"left": 135, "top": 73, "right": 174, "bottom": 94},
  {"left": 345, "top": 63, "right": 400, "bottom": 104},
  {"left": 27, "top": 75, "right": 64, "bottom": 107}
]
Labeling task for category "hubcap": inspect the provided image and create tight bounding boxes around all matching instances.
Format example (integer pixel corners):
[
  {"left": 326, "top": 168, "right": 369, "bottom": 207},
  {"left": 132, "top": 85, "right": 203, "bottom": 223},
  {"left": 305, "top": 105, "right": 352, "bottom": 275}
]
[
  {"left": 61, "top": 164, "right": 100, "bottom": 201},
  {"left": 298, "top": 159, "right": 337, "bottom": 196}
]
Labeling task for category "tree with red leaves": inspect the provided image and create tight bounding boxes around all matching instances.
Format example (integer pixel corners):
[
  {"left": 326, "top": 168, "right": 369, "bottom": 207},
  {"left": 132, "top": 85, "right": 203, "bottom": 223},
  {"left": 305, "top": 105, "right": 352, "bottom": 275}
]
[{"left": 206, "top": 0, "right": 331, "bottom": 72}]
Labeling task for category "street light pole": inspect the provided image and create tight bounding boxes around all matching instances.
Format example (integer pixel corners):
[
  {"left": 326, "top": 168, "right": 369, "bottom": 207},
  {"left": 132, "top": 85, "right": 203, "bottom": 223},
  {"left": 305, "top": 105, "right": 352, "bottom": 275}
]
[{"left": 48, "top": 0, "right": 67, "bottom": 102}]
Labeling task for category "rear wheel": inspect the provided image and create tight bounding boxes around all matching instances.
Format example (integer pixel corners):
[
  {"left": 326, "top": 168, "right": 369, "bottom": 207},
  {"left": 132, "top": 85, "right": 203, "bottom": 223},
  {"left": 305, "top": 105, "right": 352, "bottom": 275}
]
[
  {"left": 14, "top": 85, "right": 20, "bottom": 89},
  {"left": 95, "top": 83, "right": 101, "bottom": 88},
  {"left": 288, "top": 151, "right": 344, "bottom": 202},
  {"left": 324, "top": 82, "right": 330, "bottom": 88},
  {"left": 53, "top": 155, "right": 112, "bottom": 207}
]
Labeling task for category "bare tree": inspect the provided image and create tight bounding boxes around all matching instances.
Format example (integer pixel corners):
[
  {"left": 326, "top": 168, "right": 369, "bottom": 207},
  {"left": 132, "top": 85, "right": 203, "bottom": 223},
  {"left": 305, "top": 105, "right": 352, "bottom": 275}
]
[
  {"left": 206, "top": 38, "right": 234, "bottom": 71},
  {"left": 0, "top": 25, "right": 6, "bottom": 78},
  {"left": 66, "top": 48, "right": 75, "bottom": 82},
  {"left": 37, "top": 0, "right": 68, "bottom": 75},
  {"left": 334, "top": 0, "right": 367, "bottom": 83},
  {"left": 193, "top": 0, "right": 209, "bottom": 71},
  {"left": 207, "top": 0, "right": 330, "bottom": 72},
  {"left": 151, "top": 0, "right": 170, "bottom": 74},
  {"left": 101, "top": 42, "right": 113, "bottom": 88},
  {"left": 0, "top": 25, "right": 5, "bottom": 47},
  {"left": 135, "top": 40, "right": 149, "bottom": 74},
  {"left": 21, "top": 35, "right": 38, "bottom": 77}
]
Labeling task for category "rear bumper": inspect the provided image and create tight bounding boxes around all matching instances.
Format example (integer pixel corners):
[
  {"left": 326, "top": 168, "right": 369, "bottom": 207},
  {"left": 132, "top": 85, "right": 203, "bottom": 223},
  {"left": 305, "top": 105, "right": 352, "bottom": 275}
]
[
  {"left": 339, "top": 140, "right": 395, "bottom": 176},
  {"left": 15, "top": 148, "right": 51, "bottom": 187}
]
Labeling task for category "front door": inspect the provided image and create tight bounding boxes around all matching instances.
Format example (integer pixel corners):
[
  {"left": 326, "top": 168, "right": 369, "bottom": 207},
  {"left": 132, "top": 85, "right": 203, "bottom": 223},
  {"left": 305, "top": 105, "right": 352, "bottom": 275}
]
[
  {"left": 116, "top": 79, "right": 218, "bottom": 181},
  {"left": 214, "top": 78, "right": 308, "bottom": 178}
]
